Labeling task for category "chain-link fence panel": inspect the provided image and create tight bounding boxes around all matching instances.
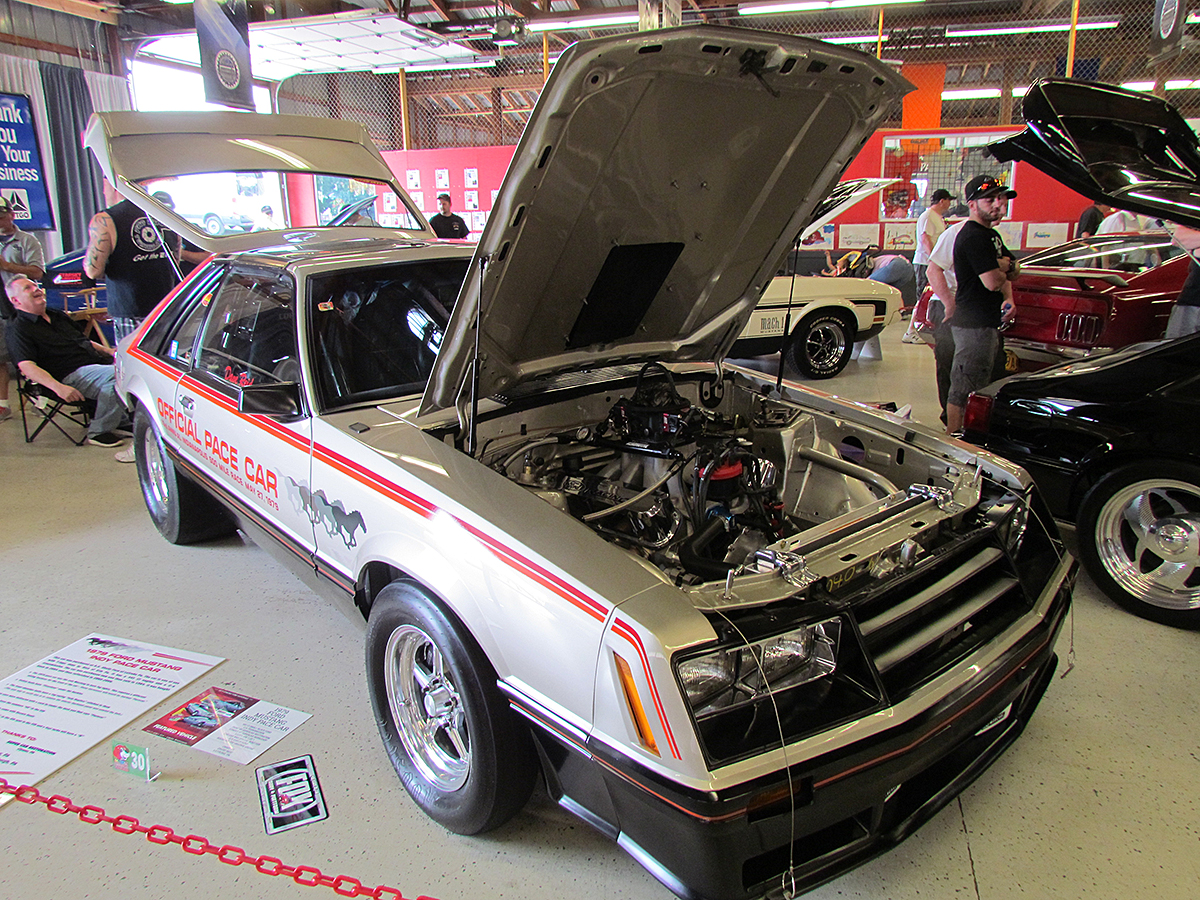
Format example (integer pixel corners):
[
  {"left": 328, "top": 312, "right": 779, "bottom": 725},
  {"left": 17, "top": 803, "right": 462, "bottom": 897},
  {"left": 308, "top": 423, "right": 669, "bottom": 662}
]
[{"left": 277, "top": 6, "right": 1200, "bottom": 149}]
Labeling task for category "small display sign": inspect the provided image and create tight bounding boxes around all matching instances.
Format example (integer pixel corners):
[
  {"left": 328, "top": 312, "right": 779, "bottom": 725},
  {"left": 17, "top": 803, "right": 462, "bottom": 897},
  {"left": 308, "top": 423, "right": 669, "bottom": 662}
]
[
  {"left": 256, "top": 755, "right": 327, "bottom": 834},
  {"left": 112, "top": 741, "right": 154, "bottom": 781}
]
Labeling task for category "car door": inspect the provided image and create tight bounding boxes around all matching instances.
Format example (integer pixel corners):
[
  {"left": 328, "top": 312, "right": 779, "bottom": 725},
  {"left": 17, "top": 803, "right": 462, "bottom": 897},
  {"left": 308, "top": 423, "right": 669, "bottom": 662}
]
[{"left": 174, "top": 264, "right": 316, "bottom": 561}]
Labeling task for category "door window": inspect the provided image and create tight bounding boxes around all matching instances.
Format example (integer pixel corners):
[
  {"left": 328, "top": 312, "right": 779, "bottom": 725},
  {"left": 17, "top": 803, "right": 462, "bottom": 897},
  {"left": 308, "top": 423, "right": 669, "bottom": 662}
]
[{"left": 195, "top": 270, "right": 299, "bottom": 388}]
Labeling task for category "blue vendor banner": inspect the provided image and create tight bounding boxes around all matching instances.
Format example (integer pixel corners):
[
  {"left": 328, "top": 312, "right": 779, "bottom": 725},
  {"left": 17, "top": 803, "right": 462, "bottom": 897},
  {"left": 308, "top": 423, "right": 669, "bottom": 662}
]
[{"left": 0, "top": 93, "right": 54, "bottom": 230}]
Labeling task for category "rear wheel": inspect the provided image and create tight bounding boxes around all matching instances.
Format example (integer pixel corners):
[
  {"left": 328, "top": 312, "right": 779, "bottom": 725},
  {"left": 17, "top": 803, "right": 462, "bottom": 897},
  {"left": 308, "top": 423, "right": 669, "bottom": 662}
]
[
  {"left": 786, "top": 312, "right": 854, "bottom": 379},
  {"left": 365, "top": 581, "right": 536, "bottom": 834},
  {"left": 1077, "top": 461, "right": 1200, "bottom": 628},
  {"left": 203, "top": 214, "right": 223, "bottom": 236},
  {"left": 134, "top": 408, "right": 235, "bottom": 544}
]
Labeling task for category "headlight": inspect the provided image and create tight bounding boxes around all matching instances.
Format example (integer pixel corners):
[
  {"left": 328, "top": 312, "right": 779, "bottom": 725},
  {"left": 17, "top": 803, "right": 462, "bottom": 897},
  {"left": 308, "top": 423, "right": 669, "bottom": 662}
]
[{"left": 676, "top": 618, "right": 840, "bottom": 719}]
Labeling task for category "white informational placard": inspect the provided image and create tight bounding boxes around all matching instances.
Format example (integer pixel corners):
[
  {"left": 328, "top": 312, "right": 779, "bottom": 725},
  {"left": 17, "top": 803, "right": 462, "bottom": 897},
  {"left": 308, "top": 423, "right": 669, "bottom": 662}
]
[
  {"left": 194, "top": 702, "right": 311, "bottom": 765},
  {"left": 839, "top": 223, "right": 880, "bottom": 249},
  {"left": 883, "top": 222, "right": 917, "bottom": 252},
  {"left": 406, "top": 170, "right": 420, "bottom": 190},
  {"left": 435, "top": 168, "right": 449, "bottom": 190},
  {"left": 996, "top": 221, "right": 1024, "bottom": 249},
  {"left": 1026, "top": 222, "right": 1068, "bottom": 248},
  {"left": 464, "top": 190, "right": 479, "bottom": 211},
  {"left": 0, "top": 635, "right": 223, "bottom": 799},
  {"left": 464, "top": 167, "right": 478, "bottom": 188}
]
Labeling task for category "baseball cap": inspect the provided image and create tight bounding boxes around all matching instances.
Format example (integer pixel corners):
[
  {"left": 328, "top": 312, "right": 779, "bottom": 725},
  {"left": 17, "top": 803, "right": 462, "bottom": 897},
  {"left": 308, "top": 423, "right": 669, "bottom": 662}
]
[
  {"left": 964, "top": 175, "right": 1017, "bottom": 202},
  {"left": 437, "top": 192, "right": 451, "bottom": 202},
  {"left": 930, "top": 188, "right": 954, "bottom": 203}
]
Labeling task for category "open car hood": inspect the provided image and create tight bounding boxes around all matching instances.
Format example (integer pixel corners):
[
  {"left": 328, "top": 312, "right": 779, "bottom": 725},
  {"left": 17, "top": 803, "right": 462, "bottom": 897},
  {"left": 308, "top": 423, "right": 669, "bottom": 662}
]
[
  {"left": 989, "top": 79, "right": 1200, "bottom": 230},
  {"left": 83, "top": 110, "right": 432, "bottom": 252},
  {"left": 421, "top": 26, "right": 910, "bottom": 417}
]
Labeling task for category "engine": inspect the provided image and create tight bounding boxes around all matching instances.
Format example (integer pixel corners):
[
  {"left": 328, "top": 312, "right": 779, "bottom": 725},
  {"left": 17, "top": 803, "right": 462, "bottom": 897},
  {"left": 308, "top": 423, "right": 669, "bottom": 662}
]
[{"left": 486, "top": 363, "right": 895, "bottom": 585}]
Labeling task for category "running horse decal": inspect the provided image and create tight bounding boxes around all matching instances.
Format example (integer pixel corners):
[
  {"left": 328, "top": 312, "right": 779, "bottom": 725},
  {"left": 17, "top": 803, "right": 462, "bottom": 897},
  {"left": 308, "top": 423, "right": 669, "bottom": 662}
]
[{"left": 285, "top": 477, "right": 367, "bottom": 548}]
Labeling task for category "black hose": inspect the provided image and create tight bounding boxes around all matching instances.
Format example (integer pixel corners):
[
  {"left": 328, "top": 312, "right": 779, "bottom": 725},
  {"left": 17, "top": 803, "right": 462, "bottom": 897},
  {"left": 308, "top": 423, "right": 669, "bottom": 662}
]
[{"left": 678, "top": 517, "right": 735, "bottom": 581}]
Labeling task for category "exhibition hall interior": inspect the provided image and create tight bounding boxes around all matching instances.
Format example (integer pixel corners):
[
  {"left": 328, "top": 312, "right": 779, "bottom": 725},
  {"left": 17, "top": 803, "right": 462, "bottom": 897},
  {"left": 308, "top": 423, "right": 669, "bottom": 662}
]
[{"left": 1, "top": 2, "right": 1197, "bottom": 900}]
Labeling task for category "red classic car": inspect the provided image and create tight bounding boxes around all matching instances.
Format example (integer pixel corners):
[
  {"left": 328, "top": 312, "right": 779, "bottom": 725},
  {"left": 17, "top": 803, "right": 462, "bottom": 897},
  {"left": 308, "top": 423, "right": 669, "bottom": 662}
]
[{"left": 1002, "top": 231, "right": 1188, "bottom": 371}]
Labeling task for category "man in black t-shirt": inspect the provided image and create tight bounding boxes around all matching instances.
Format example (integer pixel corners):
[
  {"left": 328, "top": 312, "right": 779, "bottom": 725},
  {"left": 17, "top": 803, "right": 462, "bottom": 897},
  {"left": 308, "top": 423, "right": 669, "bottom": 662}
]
[
  {"left": 946, "top": 175, "right": 1018, "bottom": 433},
  {"left": 84, "top": 180, "right": 177, "bottom": 344},
  {"left": 6, "top": 276, "right": 132, "bottom": 457},
  {"left": 429, "top": 193, "right": 470, "bottom": 239},
  {"left": 1077, "top": 202, "right": 1112, "bottom": 239}
]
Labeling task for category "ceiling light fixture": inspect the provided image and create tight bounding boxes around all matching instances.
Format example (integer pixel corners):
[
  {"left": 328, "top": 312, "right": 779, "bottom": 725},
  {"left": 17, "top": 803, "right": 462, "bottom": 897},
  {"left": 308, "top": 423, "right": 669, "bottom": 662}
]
[
  {"left": 492, "top": 17, "right": 524, "bottom": 46},
  {"left": 739, "top": 0, "right": 918, "bottom": 16},
  {"left": 526, "top": 12, "right": 640, "bottom": 33},
  {"left": 942, "top": 88, "right": 1002, "bottom": 101},
  {"left": 944, "top": 18, "right": 1119, "bottom": 38},
  {"left": 394, "top": 58, "right": 497, "bottom": 73}
]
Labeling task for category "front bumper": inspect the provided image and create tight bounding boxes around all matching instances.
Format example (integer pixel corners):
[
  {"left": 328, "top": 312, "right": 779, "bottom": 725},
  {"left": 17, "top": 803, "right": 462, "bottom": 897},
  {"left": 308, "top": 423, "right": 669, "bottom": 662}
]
[{"left": 526, "top": 562, "right": 1072, "bottom": 900}]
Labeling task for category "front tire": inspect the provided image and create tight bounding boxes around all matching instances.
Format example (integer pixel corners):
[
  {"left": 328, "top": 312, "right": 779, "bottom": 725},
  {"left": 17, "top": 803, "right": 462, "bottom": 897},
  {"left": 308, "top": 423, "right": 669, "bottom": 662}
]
[
  {"left": 1077, "top": 461, "right": 1200, "bottom": 628},
  {"left": 134, "top": 408, "right": 235, "bottom": 544},
  {"left": 203, "top": 214, "right": 224, "bottom": 236},
  {"left": 365, "top": 581, "right": 536, "bottom": 834},
  {"left": 786, "top": 312, "right": 854, "bottom": 379}
]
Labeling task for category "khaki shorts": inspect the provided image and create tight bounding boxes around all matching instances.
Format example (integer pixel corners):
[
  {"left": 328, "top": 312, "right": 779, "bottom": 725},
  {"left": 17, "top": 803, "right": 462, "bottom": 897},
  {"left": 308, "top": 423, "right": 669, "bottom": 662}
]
[{"left": 948, "top": 325, "right": 999, "bottom": 408}]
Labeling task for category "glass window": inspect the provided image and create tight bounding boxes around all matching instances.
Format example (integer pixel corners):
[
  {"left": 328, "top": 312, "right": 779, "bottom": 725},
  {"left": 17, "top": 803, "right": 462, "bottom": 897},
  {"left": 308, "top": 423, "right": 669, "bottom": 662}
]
[
  {"left": 1023, "top": 234, "right": 1179, "bottom": 271},
  {"left": 196, "top": 270, "right": 299, "bottom": 388},
  {"left": 307, "top": 258, "right": 469, "bottom": 409},
  {"left": 142, "top": 264, "right": 225, "bottom": 367}
]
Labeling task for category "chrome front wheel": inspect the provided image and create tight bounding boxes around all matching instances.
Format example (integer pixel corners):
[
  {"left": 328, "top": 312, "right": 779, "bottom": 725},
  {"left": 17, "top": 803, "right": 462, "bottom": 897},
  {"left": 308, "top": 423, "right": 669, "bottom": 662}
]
[{"left": 384, "top": 624, "right": 470, "bottom": 792}]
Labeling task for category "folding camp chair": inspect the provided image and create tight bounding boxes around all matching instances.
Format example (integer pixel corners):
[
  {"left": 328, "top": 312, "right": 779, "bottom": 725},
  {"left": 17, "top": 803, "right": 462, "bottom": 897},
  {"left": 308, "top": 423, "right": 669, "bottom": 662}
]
[{"left": 16, "top": 374, "right": 92, "bottom": 445}]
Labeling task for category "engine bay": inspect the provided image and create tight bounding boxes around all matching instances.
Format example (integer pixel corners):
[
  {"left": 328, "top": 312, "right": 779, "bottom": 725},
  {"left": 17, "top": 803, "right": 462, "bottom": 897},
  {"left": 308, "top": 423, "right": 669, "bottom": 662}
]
[{"left": 477, "top": 363, "right": 1008, "bottom": 588}]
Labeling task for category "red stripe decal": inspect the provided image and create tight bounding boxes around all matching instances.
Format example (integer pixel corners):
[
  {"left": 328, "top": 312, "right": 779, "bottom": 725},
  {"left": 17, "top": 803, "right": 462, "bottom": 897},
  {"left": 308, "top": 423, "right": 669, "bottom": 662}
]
[{"left": 612, "top": 617, "right": 681, "bottom": 759}]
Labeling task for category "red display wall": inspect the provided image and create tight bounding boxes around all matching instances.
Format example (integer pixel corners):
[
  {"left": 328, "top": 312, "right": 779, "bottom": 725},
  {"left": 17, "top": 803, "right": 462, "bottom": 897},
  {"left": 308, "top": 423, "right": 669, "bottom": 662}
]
[
  {"left": 382, "top": 145, "right": 518, "bottom": 237},
  {"left": 381, "top": 128, "right": 1095, "bottom": 252}
]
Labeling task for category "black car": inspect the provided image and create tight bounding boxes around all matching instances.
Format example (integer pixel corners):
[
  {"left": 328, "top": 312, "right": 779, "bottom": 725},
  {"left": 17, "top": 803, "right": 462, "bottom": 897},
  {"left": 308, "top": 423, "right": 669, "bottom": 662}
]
[{"left": 963, "top": 334, "right": 1200, "bottom": 627}]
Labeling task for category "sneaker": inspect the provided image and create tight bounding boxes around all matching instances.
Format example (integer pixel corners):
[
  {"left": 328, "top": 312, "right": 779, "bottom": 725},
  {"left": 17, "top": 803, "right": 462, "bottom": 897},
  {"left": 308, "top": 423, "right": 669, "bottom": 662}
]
[
  {"left": 114, "top": 445, "right": 137, "bottom": 464},
  {"left": 901, "top": 332, "right": 922, "bottom": 344},
  {"left": 0, "top": 408, "right": 11, "bottom": 423},
  {"left": 87, "top": 432, "right": 126, "bottom": 448},
  {"left": 114, "top": 426, "right": 134, "bottom": 438}
]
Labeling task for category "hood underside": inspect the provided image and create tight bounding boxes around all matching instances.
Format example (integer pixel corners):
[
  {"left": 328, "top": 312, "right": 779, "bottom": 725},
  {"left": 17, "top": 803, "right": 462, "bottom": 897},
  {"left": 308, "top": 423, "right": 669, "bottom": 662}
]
[
  {"left": 421, "top": 26, "right": 911, "bottom": 417},
  {"left": 989, "top": 79, "right": 1200, "bottom": 231}
]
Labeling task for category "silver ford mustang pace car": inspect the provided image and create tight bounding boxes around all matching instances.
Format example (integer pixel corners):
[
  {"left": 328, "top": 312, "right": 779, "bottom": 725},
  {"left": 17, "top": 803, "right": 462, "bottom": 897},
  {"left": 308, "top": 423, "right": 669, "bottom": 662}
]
[{"left": 98, "top": 26, "right": 1074, "bottom": 900}]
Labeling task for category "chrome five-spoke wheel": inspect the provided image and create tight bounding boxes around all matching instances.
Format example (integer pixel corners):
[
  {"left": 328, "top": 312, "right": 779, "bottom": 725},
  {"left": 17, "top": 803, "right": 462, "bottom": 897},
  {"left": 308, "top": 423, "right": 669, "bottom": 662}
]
[
  {"left": 1079, "top": 462, "right": 1200, "bottom": 628},
  {"left": 384, "top": 624, "right": 470, "bottom": 792}
]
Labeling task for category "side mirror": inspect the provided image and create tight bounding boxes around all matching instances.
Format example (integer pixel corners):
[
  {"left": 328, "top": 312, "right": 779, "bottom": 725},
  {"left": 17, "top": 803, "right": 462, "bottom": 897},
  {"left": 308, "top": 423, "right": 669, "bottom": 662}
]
[{"left": 238, "top": 381, "right": 302, "bottom": 417}]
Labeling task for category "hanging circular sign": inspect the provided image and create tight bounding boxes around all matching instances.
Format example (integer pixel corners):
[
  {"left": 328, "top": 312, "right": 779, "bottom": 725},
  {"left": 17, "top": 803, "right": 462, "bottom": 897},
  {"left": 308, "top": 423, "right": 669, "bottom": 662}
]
[
  {"left": 1160, "top": 0, "right": 1180, "bottom": 40},
  {"left": 215, "top": 50, "right": 242, "bottom": 91}
]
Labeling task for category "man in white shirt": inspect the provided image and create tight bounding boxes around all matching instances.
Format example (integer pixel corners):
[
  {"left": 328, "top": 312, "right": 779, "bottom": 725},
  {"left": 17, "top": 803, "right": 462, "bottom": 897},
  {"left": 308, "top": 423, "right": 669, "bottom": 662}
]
[
  {"left": 1095, "top": 209, "right": 1146, "bottom": 235},
  {"left": 923, "top": 220, "right": 968, "bottom": 421},
  {"left": 904, "top": 189, "right": 953, "bottom": 342}
]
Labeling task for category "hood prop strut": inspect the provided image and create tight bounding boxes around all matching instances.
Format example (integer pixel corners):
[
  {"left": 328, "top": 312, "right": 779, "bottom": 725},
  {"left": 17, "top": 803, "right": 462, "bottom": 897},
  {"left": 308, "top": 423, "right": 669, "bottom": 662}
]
[
  {"left": 775, "top": 234, "right": 802, "bottom": 395},
  {"left": 466, "top": 253, "right": 488, "bottom": 457}
]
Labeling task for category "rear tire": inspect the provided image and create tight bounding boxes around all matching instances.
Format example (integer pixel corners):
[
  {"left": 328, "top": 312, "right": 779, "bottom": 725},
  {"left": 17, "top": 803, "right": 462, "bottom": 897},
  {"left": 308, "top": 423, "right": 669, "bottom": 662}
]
[
  {"left": 365, "top": 581, "right": 537, "bottom": 834},
  {"left": 1076, "top": 461, "right": 1200, "bottom": 628},
  {"left": 134, "top": 407, "right": 235, "bottom": 545},
  {"left": 786, "top": 312, "right": 854, "bottom": 379},
  {"left": 203, "top": 214, "right": 223, "bottom": 236}
]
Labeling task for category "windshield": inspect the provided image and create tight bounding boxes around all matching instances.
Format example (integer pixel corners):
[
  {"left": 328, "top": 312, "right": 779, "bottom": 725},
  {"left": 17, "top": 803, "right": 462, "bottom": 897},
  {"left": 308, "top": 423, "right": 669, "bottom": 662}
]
[
  {"left": 139, "top": 171, "right": 423, "bottom": 237},
  {"left": 308, "top": 258, "right": 470, "bottom": 410},
  {"left": 1023, "top": 233, "right": 1180, "bottom": 272}
]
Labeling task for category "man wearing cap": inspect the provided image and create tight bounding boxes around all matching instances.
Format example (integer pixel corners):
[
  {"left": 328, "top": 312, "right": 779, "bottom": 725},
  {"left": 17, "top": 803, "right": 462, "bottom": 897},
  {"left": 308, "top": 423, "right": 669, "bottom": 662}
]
[
  {"left": 0, "top": 197, "right": 46, "bottom": 423},
  {"left": 429, "top": 193, "right": 470, "bottom": 239},
  {"left": 946, "top": 174, "right": 1018, "bottom": 434}
]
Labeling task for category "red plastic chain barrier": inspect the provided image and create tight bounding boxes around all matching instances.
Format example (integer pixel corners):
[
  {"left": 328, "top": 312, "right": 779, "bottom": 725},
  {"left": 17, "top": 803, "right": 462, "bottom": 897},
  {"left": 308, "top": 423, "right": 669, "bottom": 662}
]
[{"left": 0, "top": 777, "right": 438, "bottom": 900}]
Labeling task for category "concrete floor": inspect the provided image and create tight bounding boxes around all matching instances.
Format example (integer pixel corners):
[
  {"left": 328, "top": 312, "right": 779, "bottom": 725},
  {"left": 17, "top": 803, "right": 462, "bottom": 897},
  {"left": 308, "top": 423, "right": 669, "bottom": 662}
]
[{"left": 2, "top": 321, "right": 1197, "bottom": 900}]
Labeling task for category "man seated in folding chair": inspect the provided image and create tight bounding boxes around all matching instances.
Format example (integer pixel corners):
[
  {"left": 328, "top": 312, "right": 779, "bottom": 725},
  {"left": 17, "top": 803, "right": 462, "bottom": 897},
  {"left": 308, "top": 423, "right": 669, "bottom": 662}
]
[{"left": 5, "top": 276, "right": 134, "bottom": 462}]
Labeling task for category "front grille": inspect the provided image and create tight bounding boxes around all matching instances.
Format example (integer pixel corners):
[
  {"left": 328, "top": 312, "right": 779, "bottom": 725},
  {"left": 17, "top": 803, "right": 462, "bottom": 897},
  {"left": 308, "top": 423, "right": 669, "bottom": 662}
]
[
  {"left": 854, "top": 531, "right": 1031, "bottom": 698},
  {"left": 1055, "top": 312, "right": 1104, "bottom": 345}
]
